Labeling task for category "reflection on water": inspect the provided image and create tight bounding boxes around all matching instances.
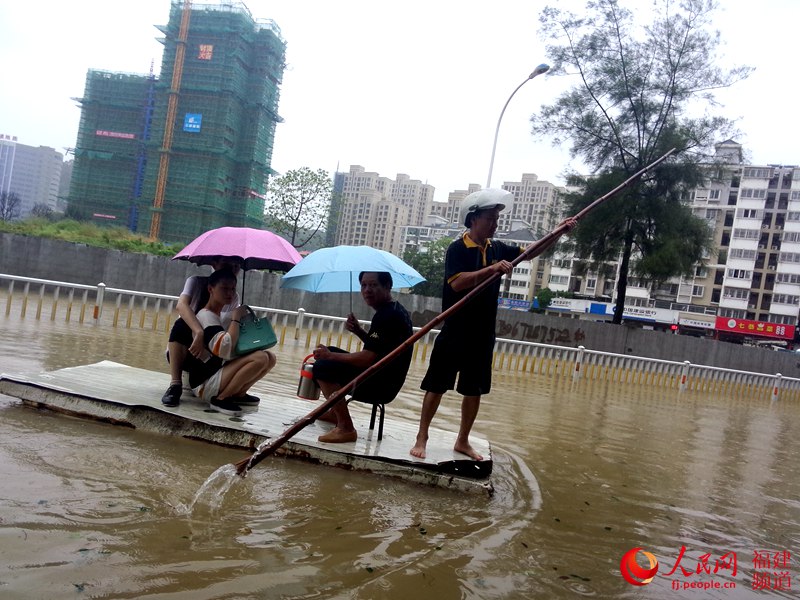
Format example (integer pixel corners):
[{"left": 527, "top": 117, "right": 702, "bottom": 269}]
[{"left": 2, "top": 315, "right": 800, "bottom": 598}]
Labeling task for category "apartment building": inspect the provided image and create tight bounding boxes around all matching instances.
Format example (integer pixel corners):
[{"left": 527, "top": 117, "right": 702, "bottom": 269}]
[
  {"left": 542, "top": 141, "right": 800, "bottom": 340},
  {"left": 396, "top": 174, "right": 567, "bottom": 308},
  {"left": 428, "top": 184, "right": 482, "bottom": 226},
  {"left": 689, "top": 143, "right": 800, "bottom": 326},
  {"left": 0, "top": 134, "right": 63, "bottom": 219},
  {"left": 334, "top": 165, "right": 434, "bottom": 254},
  {"left": 501, "top": 173, "right": 564, "bottom": 236}
]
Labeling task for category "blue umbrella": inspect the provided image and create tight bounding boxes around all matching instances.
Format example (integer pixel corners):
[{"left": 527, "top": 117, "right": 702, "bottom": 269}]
[{"left": 281, "top": 245, "right": 425, "bottom": 310}]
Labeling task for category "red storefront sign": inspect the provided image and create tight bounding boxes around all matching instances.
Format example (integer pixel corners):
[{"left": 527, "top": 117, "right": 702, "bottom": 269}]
[{"left": 714, "top": 317, "right": 795, "bottom": 340}]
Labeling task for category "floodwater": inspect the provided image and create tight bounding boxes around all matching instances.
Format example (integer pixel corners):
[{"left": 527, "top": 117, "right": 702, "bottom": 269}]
[{"left": 1, "top": 314, "right": 800, "bottom": 599}]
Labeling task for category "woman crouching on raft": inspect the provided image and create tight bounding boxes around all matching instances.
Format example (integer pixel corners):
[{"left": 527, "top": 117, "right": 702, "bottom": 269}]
[{"left": 186, "top": 267, "right": 276, "bottom": 416}]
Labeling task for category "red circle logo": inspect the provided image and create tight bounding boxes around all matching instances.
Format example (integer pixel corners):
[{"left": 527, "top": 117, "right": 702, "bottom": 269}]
[{"left": 620, "top": 547, "right": 659, "bottom": 586}]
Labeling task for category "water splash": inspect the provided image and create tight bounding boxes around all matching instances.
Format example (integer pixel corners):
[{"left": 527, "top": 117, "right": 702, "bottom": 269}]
[{"left": 187, "top": 463, "right": 240, "bottom": 512}]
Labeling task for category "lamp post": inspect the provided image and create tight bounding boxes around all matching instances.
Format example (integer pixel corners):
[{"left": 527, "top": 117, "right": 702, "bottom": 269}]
[{"left": 486, "top": 63, "right": 550, "bottom": 188}]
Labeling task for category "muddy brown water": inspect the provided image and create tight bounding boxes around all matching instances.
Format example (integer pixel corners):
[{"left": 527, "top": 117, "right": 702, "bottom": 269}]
[{"left": 1, "top": 315, "right": 799, "bottom": 599}]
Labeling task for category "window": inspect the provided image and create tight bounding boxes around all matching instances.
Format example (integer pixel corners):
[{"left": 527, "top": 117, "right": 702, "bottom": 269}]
[
  {"left": 728, "top": 248, "right": 757, "bottom": 260},
  {"left": 743, "top": 168, "right": 771, "bottom": 178},
  {"left": 779, "top": 252, "right": 800, "bottom": 263},
  {"left": 586, "top": 278, "right": 597, "bottom": 290},
  {"left": 737, "top": 208, "right": 761, "bottom": 219},
  {"left": 723, "top": 287, "right": 749, "bottom": 299},
  {"left": 709, "top": 189, "right": 721, "bottom": 200},
  {"left": 657, "top": 283, "right": 679, "bottom": 295},
  {"left": 727, "top": 269, "right": 752, "bottom": 279},
  {"left": 772, "top": 294, "right": 800, "bottom": 306},
  {"left": 692, "top": 285, "right": 705, "bottom": 296},
  {"left": 740, "top": 188, "right": 767, "bottom": 199},
  {"left": 732, "top": 228, "right": 760, "bottom": 239},
  {"left": 549, "top": 275, "right": 569, "bottom": 285},
  {"left": 771, "top": 314, "right": 797, "bottom": 325},
  {"left": 792, "top": 191, "right": 800, "bottom": 201},
  {"left": 783, "top": 232, "right": 800, "bottom": 243},
  {"left": 777, "top": 273, "right": 800, "bottom": 284}
]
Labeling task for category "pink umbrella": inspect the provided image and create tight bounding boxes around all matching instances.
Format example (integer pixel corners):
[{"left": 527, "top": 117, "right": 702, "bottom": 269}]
[{"left": 173, "top": 226, "right": 302, "bottom": 302}]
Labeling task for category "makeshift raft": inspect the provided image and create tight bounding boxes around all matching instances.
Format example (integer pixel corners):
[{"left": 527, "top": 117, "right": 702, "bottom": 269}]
[{"left": 0, "top": 361, "right": 493, "bottom": 495}]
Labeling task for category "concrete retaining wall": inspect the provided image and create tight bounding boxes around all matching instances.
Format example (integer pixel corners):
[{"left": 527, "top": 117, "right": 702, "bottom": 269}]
[{"left": 3, "top": 232, "right": 798, "bottom": 376}]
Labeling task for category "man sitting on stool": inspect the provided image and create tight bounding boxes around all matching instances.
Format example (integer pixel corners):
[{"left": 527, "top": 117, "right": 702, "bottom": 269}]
[{"left": 312, "top": 271, "right": 413, "bottom": 443}]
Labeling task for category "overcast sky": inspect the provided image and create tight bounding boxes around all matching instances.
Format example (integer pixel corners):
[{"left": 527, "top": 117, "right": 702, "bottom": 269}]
[{"left": 1, "top": 0, "right": 796, "bottom": 203}]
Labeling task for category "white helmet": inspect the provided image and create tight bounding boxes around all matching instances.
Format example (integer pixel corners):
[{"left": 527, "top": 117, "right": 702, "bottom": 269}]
[{"left": 459, "top": 188, "right": 512, "bottom": 228}]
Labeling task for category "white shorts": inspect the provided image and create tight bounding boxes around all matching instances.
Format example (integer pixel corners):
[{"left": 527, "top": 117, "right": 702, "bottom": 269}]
[{"left": 193, "top": 368, "right": 223, "bottom": 401}]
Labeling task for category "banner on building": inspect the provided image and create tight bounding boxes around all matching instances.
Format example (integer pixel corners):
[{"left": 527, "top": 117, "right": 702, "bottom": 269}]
[
  {"left": 678, "top": 317, "right": 715, "bottom": 329},
  {"left": 714, "top": 317, "right": 795, "bottom": 340},
  {"left": 95, "top": 130, "right": 136, "bottom": 139},
  {"left": 498, "top": 298, "right": 532, "bottom": 311},
  {"left": 183, "top": 114, "right": 202, "bottom": 133},
  {"left": 198, "top": 44, "right": 214, "bottom": 60}
]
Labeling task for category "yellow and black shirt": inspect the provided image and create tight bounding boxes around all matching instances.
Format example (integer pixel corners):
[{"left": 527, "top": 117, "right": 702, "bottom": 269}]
[{"left": 441, "top": 232, "right": 522, "bottom": 338}]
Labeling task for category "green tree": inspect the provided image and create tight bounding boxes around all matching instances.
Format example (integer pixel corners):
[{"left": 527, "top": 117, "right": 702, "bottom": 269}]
[
  {"left": 31, "top": 203, "right": 54, "bottom": 219},
  {"left": 0, "top": 191, "right": 21, "bottom": 221},
  {"left": 402, "top": 236, "right": 452, "bottom": 298},
  {"left": 532, "top": 0, "right": 750, "bottom": 323},
  {"left": 264, "top": 167, "right": 333, "bottom": 249},
  {"left": 532, "top": 287, "right": 555, "bottom": 313}
]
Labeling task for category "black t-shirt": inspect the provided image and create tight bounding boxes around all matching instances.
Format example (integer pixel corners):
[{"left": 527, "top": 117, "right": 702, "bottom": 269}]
[
  {"left": 358, "top": 300, "right": 413, "bottom": 398},
  {"left": 441, "top": 233, "right": 522, "bottom": 338}
]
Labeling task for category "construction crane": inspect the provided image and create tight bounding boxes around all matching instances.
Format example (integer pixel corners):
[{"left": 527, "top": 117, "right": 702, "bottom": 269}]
[{"left": 149, "top": 0, "right": 191, "bottom": 240}]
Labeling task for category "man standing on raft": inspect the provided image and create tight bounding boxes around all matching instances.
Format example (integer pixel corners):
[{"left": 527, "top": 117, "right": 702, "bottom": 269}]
[{"left": 410, "top": 188, "right": 576, "bottom": 460}]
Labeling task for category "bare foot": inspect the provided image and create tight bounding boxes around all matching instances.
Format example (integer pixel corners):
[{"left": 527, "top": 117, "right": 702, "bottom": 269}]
[
  {"left": 410, "top": 436, "right": 428, "bottom": 459},
  {"left": 454, "top": 440, "right": 483, "bottom": 461}
]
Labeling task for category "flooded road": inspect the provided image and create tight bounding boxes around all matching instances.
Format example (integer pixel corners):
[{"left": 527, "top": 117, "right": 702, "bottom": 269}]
[{"left": 1, "top": 314, "right": 799, "bottom": 599}]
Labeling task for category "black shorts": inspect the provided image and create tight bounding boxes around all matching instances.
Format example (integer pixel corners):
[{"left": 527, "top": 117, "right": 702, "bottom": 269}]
[
  {"left": 166, "top": 318, "right": 203, "bottom": 372},
  {"left": 168, "top": 318, "right": 193, "bottom": 346},
  {"left": 420, "top": 329, "right": 495, "bottom": 396},
  {"left": 312, "top": 347, "right": 390, "bottom": 403}
]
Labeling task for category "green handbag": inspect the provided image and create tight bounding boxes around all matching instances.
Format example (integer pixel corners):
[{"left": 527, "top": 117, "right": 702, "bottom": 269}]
[{"left": 234, "top": 306, "right": 277, "bottom": 356}]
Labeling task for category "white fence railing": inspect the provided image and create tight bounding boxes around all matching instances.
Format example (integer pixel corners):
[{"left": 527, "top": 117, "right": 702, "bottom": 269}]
[{"left": 2, "top": 273, "right": 797, "bottom": 401}]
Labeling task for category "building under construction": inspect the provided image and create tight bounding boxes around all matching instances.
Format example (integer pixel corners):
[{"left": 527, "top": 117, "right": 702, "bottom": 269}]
[{"left": 69, "top": 1, "right": 286, "bottom": 243}]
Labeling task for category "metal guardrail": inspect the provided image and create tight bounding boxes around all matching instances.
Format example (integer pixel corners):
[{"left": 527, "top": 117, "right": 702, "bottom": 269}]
[{"left": 2, "top": 273, "right": 797, "bottom": 401}]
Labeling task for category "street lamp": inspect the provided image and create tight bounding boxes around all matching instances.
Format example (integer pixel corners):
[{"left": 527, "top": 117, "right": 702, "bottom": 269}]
[{"left": 486, "top": 63, "right": 550, "bottom": 188}]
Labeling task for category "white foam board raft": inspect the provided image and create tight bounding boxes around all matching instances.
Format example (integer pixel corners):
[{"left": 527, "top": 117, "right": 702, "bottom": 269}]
[{"left": 0, "top": 361, "right": 494, "bottom": 496}]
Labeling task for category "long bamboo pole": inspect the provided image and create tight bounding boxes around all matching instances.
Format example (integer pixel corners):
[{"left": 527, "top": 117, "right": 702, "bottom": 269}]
[{"left": 233, "top": 148, "right": 677, "bottom": 475}]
